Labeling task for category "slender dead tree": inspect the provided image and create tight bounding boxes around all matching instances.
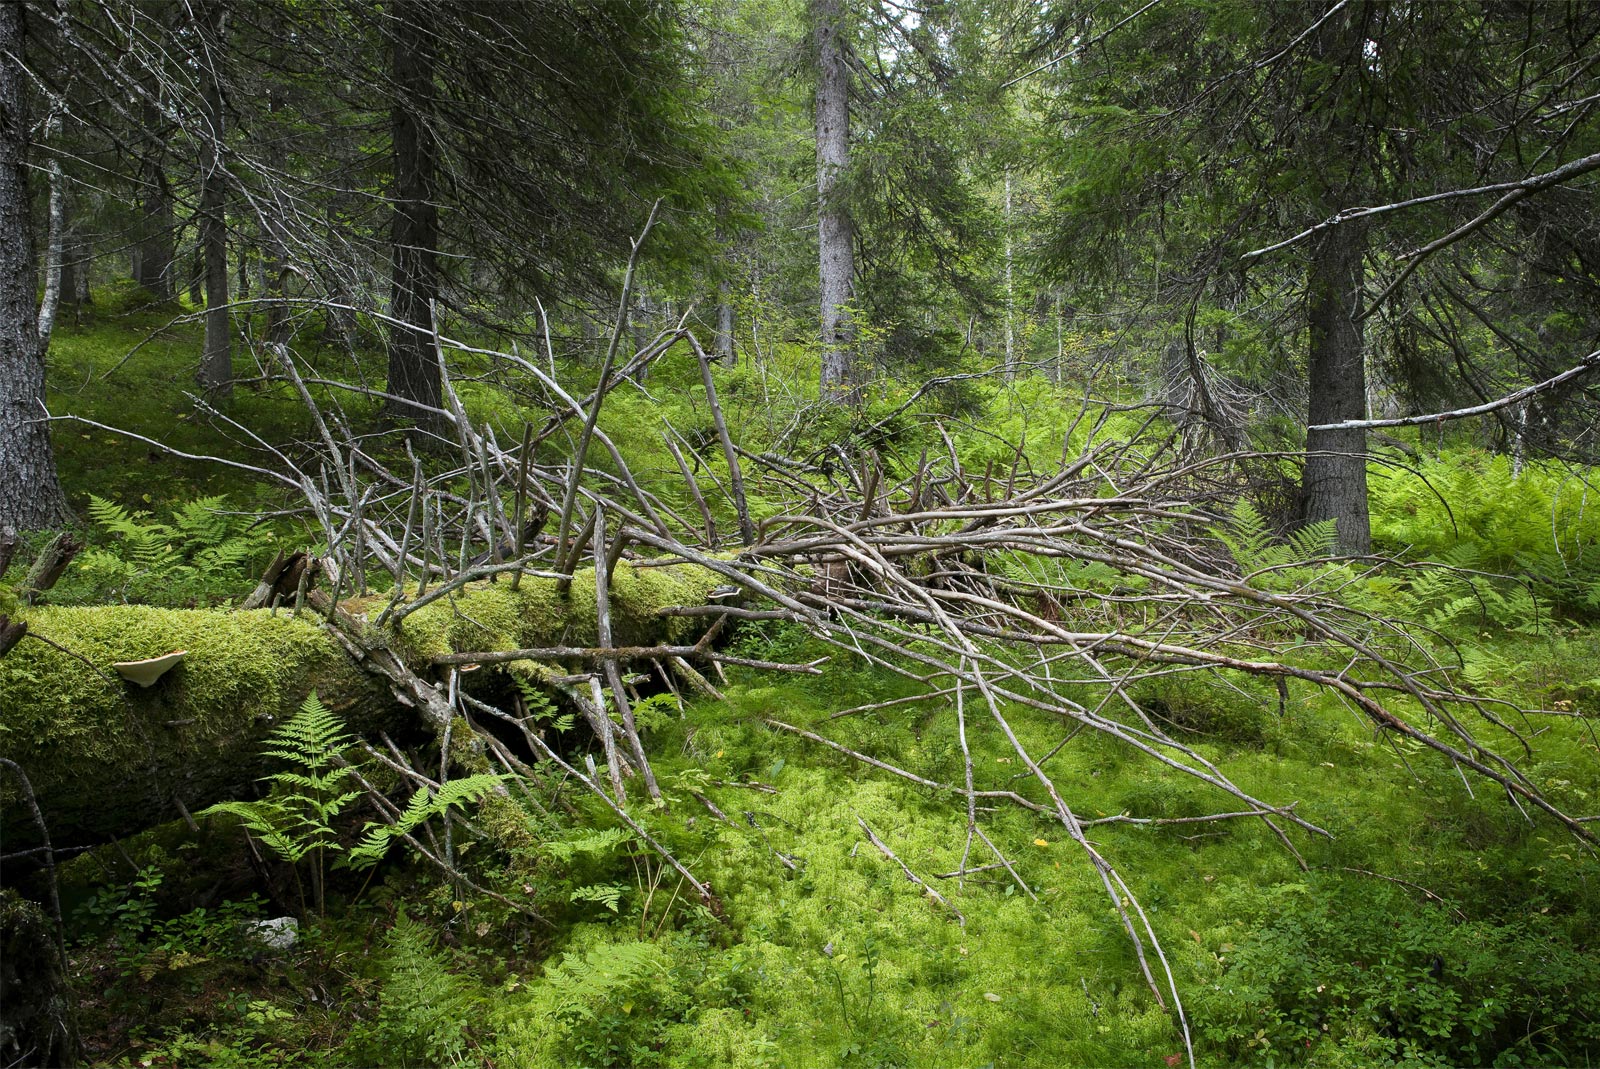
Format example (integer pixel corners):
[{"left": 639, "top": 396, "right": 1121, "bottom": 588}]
[{"left": 195, "top": 0, "right": 232, "bottom": 399}]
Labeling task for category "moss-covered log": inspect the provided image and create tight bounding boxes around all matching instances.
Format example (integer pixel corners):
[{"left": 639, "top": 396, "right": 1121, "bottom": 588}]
[
  {"left": 0, "top": 605, "right": 390, "bottom": 853},
  {"left": 0, "top": 563, "right": 722, "bottom": 851}
]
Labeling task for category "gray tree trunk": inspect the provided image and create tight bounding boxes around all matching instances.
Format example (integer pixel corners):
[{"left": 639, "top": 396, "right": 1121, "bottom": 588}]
[
  {"left": 133, "top": 85, "right": 174, "bottom": 301},
  {"left": 386, "top": 2, "right": 444, "bottom": 428},
  {"left": 0, "top": 2, "right": 68, "bottom": 530},
  {"left": 196, "top": 1, "right": 232, "bottom": 399},
  {"left": 812, "top": 0, "right": 855, "bottom": 402},
  {"left": 133, "top": 165, "right": 174, "bottom": 300},
  {"left": 1003, "top": 174, "right": 1015, "bottom": 377},
  {"left": 36, "top": 160, "right": 64, "bottom": 351},
  {"left": 61, "top": 221, "right": 90, "bottom": 313},
  {"left": 262, "top": 42, "right": 291, "bottom": 348},
  {"left": 716, "top": 282, "right": 736, "bottom": 366},
  {"left": 187, "top": 240, "right": 203, "bottom": 307},
  {"left": 1300, "top": 221, "right": 1370, "bottom": 555}
]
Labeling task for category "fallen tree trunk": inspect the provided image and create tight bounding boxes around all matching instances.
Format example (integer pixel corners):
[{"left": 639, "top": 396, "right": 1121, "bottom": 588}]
[{"left": 0, "top": 562, "right": 722, "bottom": 851}]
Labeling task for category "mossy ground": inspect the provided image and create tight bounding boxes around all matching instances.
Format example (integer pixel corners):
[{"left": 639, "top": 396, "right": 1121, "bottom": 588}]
[
  {"left": 56, "top": 626, "right": 1600, "bottom": 1068},
  {"left": 18, "top": 302, "right": 1600, "bottom": 1068}
]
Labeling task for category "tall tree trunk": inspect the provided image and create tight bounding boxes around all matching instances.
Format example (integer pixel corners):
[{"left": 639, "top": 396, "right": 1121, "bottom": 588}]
[
  {"left": 386, "top": 2, "right": 443, "bottom": 428},
  {"left": 133, "top": 156, "right": 174, "bottom": 301},
  {"left": 813, "top": 0, "right": 854, "bottom": 403},
  {"left": 0, "top": 2, "right": 68, "bottom": 530},
  {"left": 61, "top": 218, "right": 90, "bottom": 314},
  {"left": 187, "top": 238, "right": 203, "bottom": 307},
  {"left": 1003, "top": 174, "right": 1015, "bottom": 377},
  {"left": 716, "top": 282, "right": 735, "bottom": 366},
  {"left": 196, "top": 1, "right": 231, "bottom": 399},
  {"left": 715, "top": 215, "right": 736, "bottom": 366},
  {"left": 37, "top": 159, "right": 64, "bottom": 351},
  {"left": 1300, "top": 221, "right": 1370, "bottom": 554},
  {"left": 262, "top": 29, "right": 291, "bottom": 350}
]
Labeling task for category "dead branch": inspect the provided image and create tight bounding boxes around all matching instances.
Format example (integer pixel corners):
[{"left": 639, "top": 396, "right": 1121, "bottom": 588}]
[{"left": 857, "top": 816, "right": 966, "bottom": 927}]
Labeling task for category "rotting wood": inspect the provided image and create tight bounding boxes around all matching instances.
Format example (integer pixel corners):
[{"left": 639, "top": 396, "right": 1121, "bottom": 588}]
[{"left": 19, "top": 533, "right": 80, "bottom": 605}]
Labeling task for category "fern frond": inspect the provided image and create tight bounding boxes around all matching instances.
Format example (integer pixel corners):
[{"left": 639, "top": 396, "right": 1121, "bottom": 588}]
[
  {"left": 1285, "top": 519, "right": 1337, "bottom": 560},
  {"left": 264, "top": 692, "right": 355, "bottom": 770},
  {"left": 1213, "top": 499, "right": 1275, "bottom": 573},
  {"left": 545, "top": 942, "right": 667, "bottom": 1021},
  {"left": 347, "top": 774, "right": 504, "bottom": 869},
  {"left": 569, "top": 883, "right": 627, "bottom": 913},
  {"left": 544, "top": 826, "right": 635, "bottom": 864},
  {"left": 87, "top": 494, "right": 148, "bottom": 537}
]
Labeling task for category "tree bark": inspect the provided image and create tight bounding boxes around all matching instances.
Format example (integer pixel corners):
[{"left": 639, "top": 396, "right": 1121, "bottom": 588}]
[
  {"left": 813, "top": 0, "right": 855, "bottom": 403},
  {"left": 0, "top": 2, "right": 68, "bottom": 532},
  {"left": 262, "top": 26, "right": 291, "bottom": 350},
  {"left": 196, "top": 0, "right": 232, "bottom": 399},
  {"left": 1300, "top": 221, "right": 1370, "bottom": 554},
  {"left": 60, "top": 221, "right": 90, "bottom": 314},
  {"left": 187, "top": 239, "right": 203, "bottom": 307},
  {"left": 133, "top": 89, "right": 175, "bottom": 301},
  {"left": 1004, "top": 174, "right": 1015, "bottom": 377},
  {"left": 36, "top": 160, "right": 64, "bottom": 351},
  {"left": 716, "top": 284, "right": 736, "bottom": 366},
  {"left": 386, "top": 2, "right": 443, "bottom": 427},
  {"left": 0, "top": 890, "right": 78, "bottom": 1068}
]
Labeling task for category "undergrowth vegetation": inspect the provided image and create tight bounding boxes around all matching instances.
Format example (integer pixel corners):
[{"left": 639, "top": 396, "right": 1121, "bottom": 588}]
[{"left": 17, "top": 307, "right": 1600, "bottom": 1068}]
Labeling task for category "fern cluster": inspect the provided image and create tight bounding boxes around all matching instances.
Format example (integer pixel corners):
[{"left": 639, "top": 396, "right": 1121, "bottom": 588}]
[
  {"left": 1370, "top": 452, "right": 1600, "bottom": 617},
  {"left": 348, "top": 774, "right": 505, "bottom": 869},
  {"left": 349, "top": 911, "right": 475, "bottom": 1068},
  {"left": 1213, "top": 499, "right": 1337, "bottom": 587},
  {"left": 77, "top": 494, "right": 273, "bottom": 606},
  {"left": 203, "top": 693, "right": 361, "bottom": 915},
  {"left": 204, "top": 693, "right": 502, "bottom": 916}
]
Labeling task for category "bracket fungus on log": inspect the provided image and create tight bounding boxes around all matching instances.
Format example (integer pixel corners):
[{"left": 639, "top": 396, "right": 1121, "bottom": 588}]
[{"left": 111, "top": 649, "right": 187, "bottom": 687}]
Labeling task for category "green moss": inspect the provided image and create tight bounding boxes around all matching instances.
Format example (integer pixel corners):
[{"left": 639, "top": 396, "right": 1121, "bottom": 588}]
[
  {"left": 391, "top": 562, "right": 723, "bottom": 665},
  {"left": 0, "top": 605, "right": 385, "bottom": 848}
]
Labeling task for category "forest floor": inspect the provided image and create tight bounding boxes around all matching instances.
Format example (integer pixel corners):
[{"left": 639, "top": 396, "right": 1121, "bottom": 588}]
[{"left": 9, "top": 292, "right": 1600, "bottom": 1068}]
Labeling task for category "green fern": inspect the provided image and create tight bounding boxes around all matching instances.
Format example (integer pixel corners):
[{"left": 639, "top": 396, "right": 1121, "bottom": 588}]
[
  {"left": 78, "top": 493, "right": 272, "bottom": 606},
  {"left": 1213, "top": 500, "right": 1337, "bottom": 585},
  {"left": 544, "top": 826, "right": 635, "bottom": 864},
  {"left": 569, "top": 883, "right": 628, "bottom": 913},
  {"left": 514, "top": 675, "right": 580, "bottom": 731},
  {"left": 544, "top": 941, "right": 668, "bottom": 1022},
  {"left": 628, "top": 692, "right": 679, "bottom": 733},
  {"left": 201, "top": 692, "right": 360, "bottom": 915},
  {"left": 355, "top": 910, "right": 472, "bottom": 1068},
  {"left": 347, "top": 773, "right": 505, "bottom": 869}
]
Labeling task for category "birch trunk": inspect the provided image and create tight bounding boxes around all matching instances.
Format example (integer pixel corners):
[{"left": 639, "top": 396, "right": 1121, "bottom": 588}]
[{"left": 36, "top": 160, "right": 64, "bottom": 351}]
